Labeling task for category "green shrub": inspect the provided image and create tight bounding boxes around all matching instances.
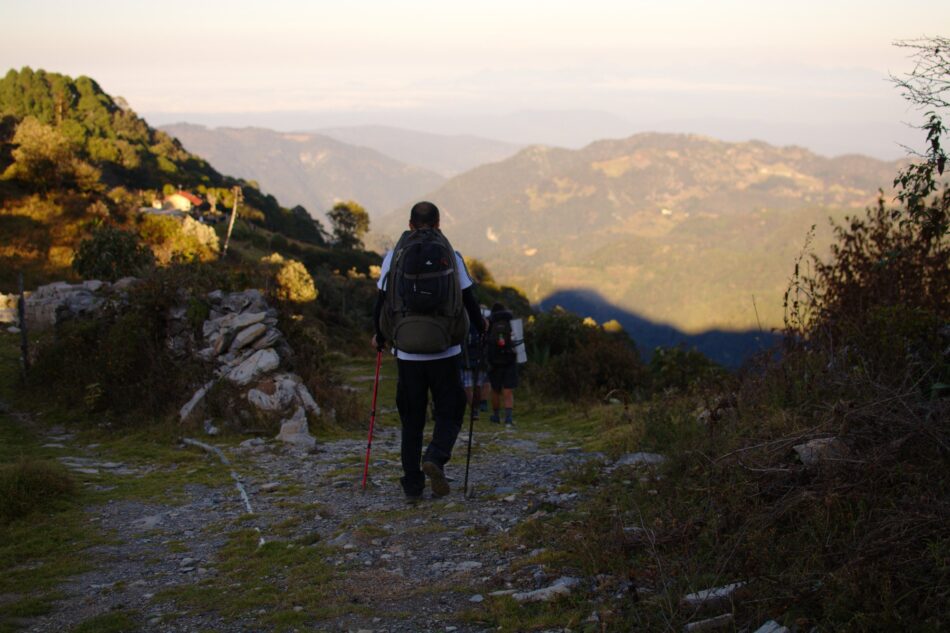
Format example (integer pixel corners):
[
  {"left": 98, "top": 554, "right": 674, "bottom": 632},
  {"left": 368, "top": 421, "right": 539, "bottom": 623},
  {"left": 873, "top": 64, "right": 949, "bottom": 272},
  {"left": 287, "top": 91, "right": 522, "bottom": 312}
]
[
  {"left": 526, "top": 308, "right": 647, "bottom": 400},
  {"left": 28, "top": 263, "right": 227, "bottom": 418},
  {"left": 0, "top": 458, "right": 75, "bottom": 523},
  {"left": 648, "top": 345, "right": 725, "bottom": 393},
  {"left": 275, "top": 259, "right": 317, "bottom": 303},
  {"left": 71, "top": 224, "right": 155, "bottom": 281}
]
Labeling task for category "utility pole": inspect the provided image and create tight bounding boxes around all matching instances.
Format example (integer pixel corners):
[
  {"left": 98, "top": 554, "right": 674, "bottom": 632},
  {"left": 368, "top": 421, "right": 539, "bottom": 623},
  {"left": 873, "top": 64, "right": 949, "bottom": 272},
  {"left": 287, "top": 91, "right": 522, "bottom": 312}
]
[
  {"left": 17, "top": 272, "right": 30, "bottom": 377},
  {"left": 223, "top": 185, "right": 242, "bottom": 255}
]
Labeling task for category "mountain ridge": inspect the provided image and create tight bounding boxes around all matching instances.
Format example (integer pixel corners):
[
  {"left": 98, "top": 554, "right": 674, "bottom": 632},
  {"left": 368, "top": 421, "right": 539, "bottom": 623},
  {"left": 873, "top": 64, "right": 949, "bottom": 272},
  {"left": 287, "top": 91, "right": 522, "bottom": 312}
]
[
  {"left": 372, "top": 132, "right": 903, "bottom": 338},
  {"left": 160, "top": 123, "right": 445, "bottom": 221}
]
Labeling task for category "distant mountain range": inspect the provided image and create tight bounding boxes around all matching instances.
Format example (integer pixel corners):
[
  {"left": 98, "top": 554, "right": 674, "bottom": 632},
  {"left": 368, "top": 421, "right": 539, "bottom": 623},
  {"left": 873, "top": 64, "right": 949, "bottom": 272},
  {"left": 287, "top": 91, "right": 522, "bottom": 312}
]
[
  {"left": 374, "top": 133, "right": 902, "bottom": 342},
  {"left": 316, "top": 125, "right": 522, "bottom": 177},
  {"left": 160, "top": 124, "right": 446, "bottom": 219}
]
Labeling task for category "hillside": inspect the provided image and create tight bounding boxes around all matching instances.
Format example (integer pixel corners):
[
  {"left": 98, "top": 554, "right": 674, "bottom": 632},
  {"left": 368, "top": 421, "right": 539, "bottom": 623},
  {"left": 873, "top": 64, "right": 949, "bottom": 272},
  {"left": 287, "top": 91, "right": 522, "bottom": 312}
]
[
  {"left": 316, "top": 125, "right": 523, "bottom": 176},
  {"left": 160, "top": 124, "right": 446, "bottom": 219},
  {"left": 374, "top": 133, "right": 902, "bottom": 338},
  {"left": 0, "top": 68, "right": 326, "bottom": 289}
]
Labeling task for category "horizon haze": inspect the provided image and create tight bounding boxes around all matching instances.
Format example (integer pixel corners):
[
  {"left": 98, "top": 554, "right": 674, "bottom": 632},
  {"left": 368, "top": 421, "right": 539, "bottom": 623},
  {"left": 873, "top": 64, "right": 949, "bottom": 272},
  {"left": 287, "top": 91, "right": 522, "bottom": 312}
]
[{"left": 3, "top": 1, "right": 949, "bottom": 159}]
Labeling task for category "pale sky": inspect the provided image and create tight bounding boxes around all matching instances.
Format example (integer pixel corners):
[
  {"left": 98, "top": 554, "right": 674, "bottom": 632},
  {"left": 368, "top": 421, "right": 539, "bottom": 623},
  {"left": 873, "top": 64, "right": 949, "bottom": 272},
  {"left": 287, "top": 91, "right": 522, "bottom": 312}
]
[{"left": 2, "top": 0, "right": 948, "bottom": 157}]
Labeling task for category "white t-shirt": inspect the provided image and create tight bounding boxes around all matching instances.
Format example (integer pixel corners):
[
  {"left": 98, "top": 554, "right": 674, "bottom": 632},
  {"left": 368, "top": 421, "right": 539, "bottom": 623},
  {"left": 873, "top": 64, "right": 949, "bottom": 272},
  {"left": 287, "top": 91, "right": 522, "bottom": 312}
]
[{"left": 377, "top": 248, "right": 473, "bottom": 361}]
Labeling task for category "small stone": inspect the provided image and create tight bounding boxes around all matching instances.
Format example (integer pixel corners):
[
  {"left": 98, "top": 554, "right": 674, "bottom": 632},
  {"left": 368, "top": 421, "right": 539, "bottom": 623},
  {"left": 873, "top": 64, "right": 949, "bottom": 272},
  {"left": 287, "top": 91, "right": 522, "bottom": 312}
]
[
  {"left": 260, "top": 482, "right": 281, "bottom": 492},
  {"left": 503, "top": 494, "right": 516, "bottom": 502},
  {"left": 753, "top": 621, "right": 790, "bottom": 633},
  {"left": 293, "top": 606, "right": 303, "bottom": 612},
  {"left": 148, "top": 616, "right": 161, "bottom": 625},
  {"left": 683, "top": 613, "right": 734, "bottom": 632},
  {"left": 6, "top": 326, "right": 21, "bottom": 334},
  {"left": 180, "top": 557, "right": 196, "bottom": 566},
  {"left": 72, "top": 468, "right": 99, "bottom": 475},
  {"left": 469, "top": 594, "right": 484, "bottom": 603}
]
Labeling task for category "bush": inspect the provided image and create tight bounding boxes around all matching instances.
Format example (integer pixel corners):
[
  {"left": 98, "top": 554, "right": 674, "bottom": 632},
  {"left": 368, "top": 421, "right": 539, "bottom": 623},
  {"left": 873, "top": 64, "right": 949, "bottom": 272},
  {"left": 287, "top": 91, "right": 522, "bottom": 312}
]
[
  {"left": 0, "top": 458, "right": 75, "bottom": 523},
  {"left": 71, "top": 224, "right": 155, "bottom": 281},
  {"left": 648, "top": 345, "right": 725, "bottom": 393},
  {"left": 28, "top": 263, "right": 231, "bottom": 418},
  {"left": 275, "top": 259, "right": 317, "bottom": 303},
  {"left": 137, "top": 214, "right": 219, "bottom": 264},
  {"left": 526, "top": 308, "right": 647, "bottom": 400}
]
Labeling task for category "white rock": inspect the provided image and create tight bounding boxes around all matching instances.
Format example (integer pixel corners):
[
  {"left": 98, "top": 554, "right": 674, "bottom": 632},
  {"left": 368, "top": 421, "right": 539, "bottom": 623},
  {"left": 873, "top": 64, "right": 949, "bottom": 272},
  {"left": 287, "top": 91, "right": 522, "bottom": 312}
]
[
  {"left": 230, "top": 322, "right": 268, "bottom": 352},
  {"left": 455, "top": 561, "right": 482, "bottom": 572},
  {"left": 753, "top": 621, "right": 790, "bottom": 633},
  {"left": 203, "top": 419, "right": 220, "bottom": 436},
  {"left": 228, "top": 310, "right": 267, "bottom": 330},
  {"left": 252, "top": 328, "right": 282, "bottom": 350},
  {"left": 793, "top": 437, "right": 850, "bottom": 467},
  {"left": 614, "top": 452, "right": 666, "bottom": 467},
  {"left": 260, "top": 482, "right": 281, "bottom": 492},
  {"left": 247, "top": 374, "right": 299, "bottom": 413},
  {"left": 681, "top": 582, "right": 745, "bottom": 609},
  {"left": 113, "top": 277, "right": 140, "bottom": 291},
  {"left": 512, "top": 576, "right": 580, "bottom": 603},
  {"left": 6, "top": 326, "right": 20, "bottom": 334},
  {"left": 295, "top": 382, "right": 321, "bottom": 415},
  {"left": 469, "top": 594, "right": 484, "bottom": 603},
  {"left": 683, "top": 613, "right": 734, "bottom": 632},
  {"left": 180, "top": 380, "right": 215, "bottom": 423},
  {"left": 228, "top": 348, "right": 280, "bottom": 386},
  {"left": 275, "top": 406, "right": 316, "bottom": 450}
]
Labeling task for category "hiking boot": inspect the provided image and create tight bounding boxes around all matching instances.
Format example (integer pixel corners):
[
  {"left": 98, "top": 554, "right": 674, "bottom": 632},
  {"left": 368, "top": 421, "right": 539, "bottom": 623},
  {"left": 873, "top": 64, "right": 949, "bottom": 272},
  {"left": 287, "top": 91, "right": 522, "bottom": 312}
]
[
  {"left": 505, "top": 418, "right": 515, "bottom": 427},
  {"left": 422, "top": 461, "right": 450, "bottom": 497},
  {"left": 490, "top": 414, "right": 501, "bottom": 424},
  {"left": 405, "top": 492, "right": 423, "bottom": 505}
]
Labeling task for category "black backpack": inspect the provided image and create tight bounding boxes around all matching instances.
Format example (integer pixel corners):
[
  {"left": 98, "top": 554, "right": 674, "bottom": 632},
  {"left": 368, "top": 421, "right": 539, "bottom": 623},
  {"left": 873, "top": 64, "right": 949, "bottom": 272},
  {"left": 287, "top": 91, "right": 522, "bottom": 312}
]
[
  {"left": 380, "top": 229, "right": 469, "bottom": 354},
  {"left": 486, "top": 314, "right": 516, "bottom": 367}
]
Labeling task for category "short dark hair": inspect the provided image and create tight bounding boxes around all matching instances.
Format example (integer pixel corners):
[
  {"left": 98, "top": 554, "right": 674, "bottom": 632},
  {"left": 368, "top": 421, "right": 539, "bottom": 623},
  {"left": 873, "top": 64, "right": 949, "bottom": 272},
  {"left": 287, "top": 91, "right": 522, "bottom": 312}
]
[{"left": 410, "top": 201, "right": 439, "bottom": 228}]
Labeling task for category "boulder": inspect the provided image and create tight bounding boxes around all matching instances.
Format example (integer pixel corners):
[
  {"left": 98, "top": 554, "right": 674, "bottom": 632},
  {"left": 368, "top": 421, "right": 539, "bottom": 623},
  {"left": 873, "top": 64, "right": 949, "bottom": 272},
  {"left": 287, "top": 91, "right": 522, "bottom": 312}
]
[
  {"left": 511, "top": 577, "right": 580, "bottom": 603},
  {"left": 227, "top": 311, "right": 267, "bottom": 331},
  {"left": 228, "top": 348, "right": 280, "bottom": 386},
  {"left": 252, "top": 328, "right": 282, "bottom": 351},
  {"left": 230, "top": 322, "right": 268, "bottom": 352},
  {"left": 793, "top": 437, "right": 850, "bottom": 467},
  {"left": 680, "top": 582, "right": 745, "bottom": 610},
  {"left": 275, "top": 406, "right": 316, "bottom": 450},
  {"left": 247, "top": 374, "right": 299, "bottom": 413},
  {"left": 295, "top": 382, "right": 321, "bottom": 415}
]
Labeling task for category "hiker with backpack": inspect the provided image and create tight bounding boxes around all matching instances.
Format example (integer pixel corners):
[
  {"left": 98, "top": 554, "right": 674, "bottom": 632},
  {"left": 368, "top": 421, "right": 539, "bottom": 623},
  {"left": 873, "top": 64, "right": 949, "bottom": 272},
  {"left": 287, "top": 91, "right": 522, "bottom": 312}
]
[
  {"left": 372, "top": 201, "right": 488, "bottom": 502},
  {"left": 485, "top": 303, "right": 518, "bottom": 426}
]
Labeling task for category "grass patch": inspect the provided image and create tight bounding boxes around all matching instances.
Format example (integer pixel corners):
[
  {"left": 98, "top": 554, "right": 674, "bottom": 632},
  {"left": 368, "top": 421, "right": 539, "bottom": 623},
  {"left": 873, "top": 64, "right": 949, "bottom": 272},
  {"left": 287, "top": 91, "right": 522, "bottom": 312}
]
[
  {"left": 160, "top": 529, "right": 351, "bottom": 630},
  {"left": 0, "top": 458, "right": 76, "bottom": 523},
  {"left": 71, "top": 609, "right": 139, "bottom": 633}
]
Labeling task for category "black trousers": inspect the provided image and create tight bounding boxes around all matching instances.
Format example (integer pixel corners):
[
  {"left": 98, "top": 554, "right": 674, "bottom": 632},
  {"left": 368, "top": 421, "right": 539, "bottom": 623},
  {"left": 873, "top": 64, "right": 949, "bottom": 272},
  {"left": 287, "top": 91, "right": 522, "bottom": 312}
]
[{"left": 395, "top": 354, "right": 466, "bottom": 496}]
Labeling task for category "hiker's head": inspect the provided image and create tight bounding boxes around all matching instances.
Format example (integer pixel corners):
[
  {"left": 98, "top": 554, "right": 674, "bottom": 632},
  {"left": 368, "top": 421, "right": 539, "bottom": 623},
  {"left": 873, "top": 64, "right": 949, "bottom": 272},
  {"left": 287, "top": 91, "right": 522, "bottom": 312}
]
[
  {"left": 409, "top": 201, "right": 440, "bottom": 230},
  {"left": 491, "top": 302, "right": 506, "bottom": 314}
]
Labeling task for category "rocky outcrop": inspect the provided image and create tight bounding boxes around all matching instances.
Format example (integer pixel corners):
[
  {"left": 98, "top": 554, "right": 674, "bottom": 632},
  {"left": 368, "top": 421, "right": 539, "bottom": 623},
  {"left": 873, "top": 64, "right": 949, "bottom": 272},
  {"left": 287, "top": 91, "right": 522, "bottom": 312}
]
[
  {"left": 176, "top": 289, "right": 320, "bottom": 449},
  {"left": 1, "top": 279, "right": 140, "bottom": 329}
]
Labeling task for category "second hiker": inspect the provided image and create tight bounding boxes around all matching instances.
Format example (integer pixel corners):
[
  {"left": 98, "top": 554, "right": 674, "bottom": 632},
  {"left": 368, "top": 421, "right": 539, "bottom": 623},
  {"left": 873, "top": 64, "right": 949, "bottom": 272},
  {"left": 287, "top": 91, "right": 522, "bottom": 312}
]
[
  {"left": 485, "top": 302, "right": 519, "bottom": 426},
  {"left": 372, "top": 201, "right": 488, "bottom": 501}
]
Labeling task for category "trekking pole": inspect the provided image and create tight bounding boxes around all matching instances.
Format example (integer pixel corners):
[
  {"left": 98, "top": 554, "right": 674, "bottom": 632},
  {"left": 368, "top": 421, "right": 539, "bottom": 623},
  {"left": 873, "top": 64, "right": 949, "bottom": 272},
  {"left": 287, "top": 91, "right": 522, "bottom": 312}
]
[
  {"left": 463, "top": 336, "right": 483, "bottom": 498},
  {"left": 361, "top": 348, "right": 384, "bottom": 491}
]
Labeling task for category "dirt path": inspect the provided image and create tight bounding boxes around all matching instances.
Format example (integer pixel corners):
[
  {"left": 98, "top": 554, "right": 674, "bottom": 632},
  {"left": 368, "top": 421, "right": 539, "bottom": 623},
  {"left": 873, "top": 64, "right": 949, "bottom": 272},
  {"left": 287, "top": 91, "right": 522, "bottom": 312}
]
[{"left": 24, "top": 416, "right": 596, "bottom": 632}]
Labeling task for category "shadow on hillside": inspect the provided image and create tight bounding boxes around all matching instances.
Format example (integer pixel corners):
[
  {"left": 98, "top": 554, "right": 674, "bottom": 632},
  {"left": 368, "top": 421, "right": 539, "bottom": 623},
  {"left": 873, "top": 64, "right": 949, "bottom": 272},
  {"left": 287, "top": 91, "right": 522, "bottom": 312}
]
[{"left": 539, "top": 288, "right": 780, "bottom": 368}]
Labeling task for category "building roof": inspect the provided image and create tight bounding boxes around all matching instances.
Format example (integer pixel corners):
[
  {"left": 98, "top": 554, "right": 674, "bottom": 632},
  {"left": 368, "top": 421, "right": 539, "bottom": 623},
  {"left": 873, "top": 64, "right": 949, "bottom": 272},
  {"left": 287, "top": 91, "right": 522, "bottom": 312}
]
[{"left": 167, "top": 190, "right": 203, "bottom": 206}]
